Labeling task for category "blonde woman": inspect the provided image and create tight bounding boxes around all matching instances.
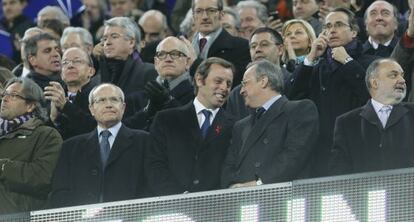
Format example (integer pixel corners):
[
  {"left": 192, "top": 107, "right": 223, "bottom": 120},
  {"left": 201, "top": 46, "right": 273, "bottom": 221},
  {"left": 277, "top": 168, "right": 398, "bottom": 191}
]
[{"left": 282, "top": 19, "right": 316, "bottom": 72}]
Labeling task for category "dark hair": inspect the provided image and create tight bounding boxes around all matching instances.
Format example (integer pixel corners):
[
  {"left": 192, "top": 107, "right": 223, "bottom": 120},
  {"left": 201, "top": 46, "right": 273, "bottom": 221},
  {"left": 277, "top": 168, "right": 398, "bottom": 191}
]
[
  {"left": 24, "top": 33, "right": 59, "bottom": 70},
  {"left": 192, "top": 0, "right": 224, "bottom": 11},
  {"left": 40, "top": 19, "right": 65, "bottom": 37},
  {"left": 250, "top": 27, "right": 283, "bottom": 44},
  {"left": 194, "top": 57, "right": 235, "bottom": 94},
  {"left": 4, "top": 77, "right": 48, "bottom": 121},
  {"left": 329, "top": 7, "right": 360, "bottom": 33}
]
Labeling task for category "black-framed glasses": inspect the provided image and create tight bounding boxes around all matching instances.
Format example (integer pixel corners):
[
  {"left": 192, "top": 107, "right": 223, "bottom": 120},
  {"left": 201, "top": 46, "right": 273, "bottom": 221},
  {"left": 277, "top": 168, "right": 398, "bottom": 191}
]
[
  {"left": 323, "top": 21, "right": 350, "bottom": 30},
  {"left": 1, "top": 91, "right": 30, "bottom": 101},
  {"left": 193, "top": 7, "right": 220, "bottom": 16},
  {"left": 155, "top": 50, "right": 187, "bottom": 60}
]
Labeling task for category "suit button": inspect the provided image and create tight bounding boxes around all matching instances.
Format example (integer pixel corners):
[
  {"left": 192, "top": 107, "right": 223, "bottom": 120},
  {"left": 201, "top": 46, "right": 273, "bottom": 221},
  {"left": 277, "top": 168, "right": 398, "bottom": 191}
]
[
  {"left": 263, "top": 138, "right": 269, "bottom": 144},
  {"left": 193, "top": 179, "right": 199, "bottom": 185},
  {"left": 255, "top": 162, "right": 261, "bottom": 168},
  {"left": 91, "top": 169, "right": 98, "bottom": 176}
]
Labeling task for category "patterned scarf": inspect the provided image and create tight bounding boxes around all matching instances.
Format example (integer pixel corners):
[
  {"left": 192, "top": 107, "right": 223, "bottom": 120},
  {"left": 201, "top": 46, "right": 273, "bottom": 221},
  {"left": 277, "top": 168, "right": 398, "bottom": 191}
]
[{"left": 0, "top": 113, "right": 34, "bottom": 136}]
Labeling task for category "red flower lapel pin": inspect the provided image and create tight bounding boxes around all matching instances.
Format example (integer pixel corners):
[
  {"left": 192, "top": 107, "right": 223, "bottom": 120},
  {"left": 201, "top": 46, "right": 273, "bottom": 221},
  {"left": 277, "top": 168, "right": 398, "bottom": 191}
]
[{"left": 215, "top": 125, "right": 222, "bottom": 135}]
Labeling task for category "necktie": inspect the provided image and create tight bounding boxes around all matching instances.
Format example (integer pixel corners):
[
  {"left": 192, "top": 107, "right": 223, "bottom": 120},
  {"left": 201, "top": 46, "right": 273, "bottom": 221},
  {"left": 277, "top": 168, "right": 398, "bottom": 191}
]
[
  {"left": 199, "top": 38, "right": 207, "bottom": 52},
  {"left": 68, "top": 94, "right": 76, "bottom": 103},
  {"left": 256, "top": 107, "right": 266, "bottom": 120},
  {"left": 163, "top": 79, "right": 170, "bottom": 89},
  {"left": 200, "top": 109, "right": 211, "bottom": 139},
  {"left": 378, "top": 106, "right": 392, "bottom": 128},
  {"left": 100, "top": 130, "right": 111, "bottom": 167}
]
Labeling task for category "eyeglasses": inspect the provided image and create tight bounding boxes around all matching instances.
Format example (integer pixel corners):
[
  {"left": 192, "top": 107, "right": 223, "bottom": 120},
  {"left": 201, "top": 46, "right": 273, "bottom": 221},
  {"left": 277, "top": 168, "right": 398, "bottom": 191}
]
[
  {"left": 194, "top": 8, "right": 220, "bottom": 16},
  {"left": 323, "top": 21, "right": 350, "bottom": 30},
  {"left": 100, "top": 33, "right": 131, "bottom": 43},
  {"left": 249, "top": 40, "right": 280, "bottom": 50},
  {"left": 62, "top": 59, "right": 87, "bottom": 67},
  {"left": 155, "top": 50, "right": 187, "bottom": 60},
  {"left": 93, "top": 96, "right": 123, "bottom": 105},
  {"left": 1, "top": 91, "right": 30, "bottom": 101}
]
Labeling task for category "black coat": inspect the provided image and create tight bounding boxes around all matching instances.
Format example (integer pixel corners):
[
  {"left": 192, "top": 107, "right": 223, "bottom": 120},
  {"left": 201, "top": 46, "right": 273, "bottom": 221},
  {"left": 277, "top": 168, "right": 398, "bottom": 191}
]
[
  {"left": 191, "top": 29, "right": 251, "bottom": 87},
  {"left": 221, "top": 97, "right": 319, "bottom": 187},
  {"left": 147, "top": 102, "right": 235, "bottom": 196},
  {"left": 49, "top": 124, "right": 149, "bottom": 207},
  {"left": 362, "top": 36, "right": 399, "bottom": 57},
  {"left": 98, "top": 56, "right": 157, "bottom": 116},
  {"left": 288, "top": 41, "right": 378, "bottom": 176},
  {"left": 55, "top": 81, "right": 98, "bottom": 139},
  {"left": 331, "top": 102, "right": 414, "bottom": 175}
]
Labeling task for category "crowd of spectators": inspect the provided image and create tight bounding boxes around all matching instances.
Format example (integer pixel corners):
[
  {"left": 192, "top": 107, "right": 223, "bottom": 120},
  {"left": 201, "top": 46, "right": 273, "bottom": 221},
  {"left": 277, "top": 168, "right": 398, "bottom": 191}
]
[{"left": 0, "top": 0, "right": 414, "bottom": 215}]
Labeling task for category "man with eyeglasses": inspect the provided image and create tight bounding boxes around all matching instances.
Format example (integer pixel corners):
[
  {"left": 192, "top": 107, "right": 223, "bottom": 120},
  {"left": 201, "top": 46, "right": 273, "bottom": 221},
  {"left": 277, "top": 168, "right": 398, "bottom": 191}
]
[
  {"left": 97, "top": 17, "right": 157, "bottom": 117},
  {"left": 0, "top": 77, "right": 62, "bottom": 214},
  {"left": 44, "top": 47, "right": 98, "bottom": 139},
  {"left": 190, "top": 0, "right": 250, "bottom": 87},
  {"left": 50, "top": 83, "right": 149, "bottom": 207},
  {"left": 24, "top": 32, "right": 64, "bottom": 91},
  {"left": 288, "top": 8, "right": 378, "bottom": 177},
  {"left": 227, "top": 27, "right": 291, "bottom": 120},
  {"left": 147, "top": 57, "right": 236, "bottom": 196},
  {"left": 124, "top": 37, "right": 194, "bottom": 130}
]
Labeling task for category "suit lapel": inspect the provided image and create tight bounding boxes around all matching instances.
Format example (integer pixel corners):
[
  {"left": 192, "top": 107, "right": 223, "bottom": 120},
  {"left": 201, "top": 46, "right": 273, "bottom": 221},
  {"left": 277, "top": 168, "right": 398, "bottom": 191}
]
[
  {"left": 182, "top": 103, "right": 204, "bottom": 147},
  {"left": 204, "top": 109, "right": 232, "bottom": 143},
  {"left": 385, "top": 104, "right": 409, "bottom": 129},
  {"left": 360, "top": 101, "right": 383, "bottom": 129},
  {"left": 237, "top": 97, "right": 287, "bottom": 163},
  {"left": 106, "top": 125, "right": 133, "bottom": 166},
  {"left": 85, "top": 129, "right": 102, "bottom": 169}
]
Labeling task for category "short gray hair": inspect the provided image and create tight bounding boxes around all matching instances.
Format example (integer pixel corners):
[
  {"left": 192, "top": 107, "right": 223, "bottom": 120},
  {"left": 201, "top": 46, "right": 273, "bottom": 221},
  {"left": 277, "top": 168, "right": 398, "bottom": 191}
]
[
  {"left": 4, "top": 77, "right": 48, "bottom": 121},
  {"left": 37, "top": 6, "right": 70, "bottom": 26},
  {"left": 223, "top": 6, "right": 241, "bottom": 29},
  {"left": 61, "top": 27, "right": 94, "bottom": 48},
  {"left": 139, "top": 10, "right": 168, "bottom": 31},
  {"left": 236, "top": 0, "right": 268, "bottom": 25},
  {"left": 88, "top": 83, "right": 125, "bottom": 105},
  {"left": 104, "top": 17, "right": 141, "bottom": 51},
  {"left": 246, "top": 60, "right": 284, "bottom": 93},
  {"left": 365, "top": 58, "right": 397, "bottom": 90}
]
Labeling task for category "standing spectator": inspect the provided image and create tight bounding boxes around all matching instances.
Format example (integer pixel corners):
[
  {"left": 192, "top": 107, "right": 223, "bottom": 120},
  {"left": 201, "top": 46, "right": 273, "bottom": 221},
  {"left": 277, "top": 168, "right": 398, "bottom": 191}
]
[
  {"left": 98, "top": 17, "right": 157, "bottom": 116},
  {"left": 147, "top": 57, "right": 235, "bottom": 196},
  {"left": 191, "top": 0, "right": 250, "bottom": 87},
  {"left": 0, "top": 0, "right": 33, "bottom": 63},
  {"left": 50, "top": 83, "right": 149, "bottom": 207},
  {"left": 288, "top": 8, "right": 378, "bottom": 177},
  {"left": 331, "top": 58, "right": 414, "bottom": 175},
  {"left": 0, "top": 77, "right": 62, "bottom": 214},
  {"left": 362, "top": 0, "right": 399, "bottom": 57}
]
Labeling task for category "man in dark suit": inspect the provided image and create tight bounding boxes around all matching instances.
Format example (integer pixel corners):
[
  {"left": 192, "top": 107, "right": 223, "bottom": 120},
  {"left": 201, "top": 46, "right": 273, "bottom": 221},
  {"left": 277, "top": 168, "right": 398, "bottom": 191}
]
[
  {"left": 147, "top": 57, "right": 236, "bottom": 196},
  {"left": 288, "top": 8, "right": 379, "bottom": 176},
  {"left": 124, "top": 36, "right": 194, "bottom": 130},
  {"left": 331, "top": 58, "right": 414, "bottom": 175},
  {"left": 190, "top": 0, "right": 250, "bottom": 87},
  {"left": 98, "top": 17, "right": 157, "bottom": 116},
  {"left": 44, "top": 47, "right": 97, "bottom": 139},
  {"left": 50, "top": 83, "right": 149, "bottom": 207},
  {"left": 221, "top": 60, "right": 319, "bottom": 188}
]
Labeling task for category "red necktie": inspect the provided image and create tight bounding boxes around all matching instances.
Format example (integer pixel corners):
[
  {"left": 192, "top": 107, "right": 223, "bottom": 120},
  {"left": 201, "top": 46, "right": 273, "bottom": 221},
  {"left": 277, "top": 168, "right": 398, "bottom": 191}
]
[{"left": 199, "top": 38, "right": 207, "bottom": 52}]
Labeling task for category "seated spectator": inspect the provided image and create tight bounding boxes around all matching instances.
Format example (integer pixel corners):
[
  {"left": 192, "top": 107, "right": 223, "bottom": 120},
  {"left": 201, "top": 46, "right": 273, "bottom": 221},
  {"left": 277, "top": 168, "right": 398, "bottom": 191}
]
[
  {"left": 50, "top": 83, "right": 149, "bottom": 207},
  {"left": 24, "top": 33, "right": 63, "bottom": 90},
  {"left": 221, "top": 7, "right": 240, "bottom": 37},
  {"left": 362, "top": 0, "right": 399, "bottom": 57},
  {"left": 292, "top": 0, "right": 322, "bottom": 35},
  {"left": 331, "top": 58, "right": 414, "bottom": 175},
  {"left": 282, "top": 19, "right": 316, "bottom": 72},
  {"left": 0, "top": 77, "right": 62, "bottom": 214},
  {"left": 221, "top": 60, "right": 318, "bottom": 188},
  {"left": 44, "top": 47, "right": 97, "bottom": 139},
  {"left": 236, "top": 0, "right": 267, "bottom": 39},
  {"left": 36, "top": 6, "right": 70, "bottom": 28},
  {"left": 97, "top": 17, "right": 157, "bottom": 116},
  {"left": 39, "top": 19, "right": 65, "bottom": 39}
]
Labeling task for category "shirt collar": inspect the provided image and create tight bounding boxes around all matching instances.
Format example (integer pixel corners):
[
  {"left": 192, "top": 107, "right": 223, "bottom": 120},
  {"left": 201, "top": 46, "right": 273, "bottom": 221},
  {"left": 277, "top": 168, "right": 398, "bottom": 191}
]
[
  {"left": 193, "top": 97, "right": 220, "bottom": 117},
  {"left": 368, "top": 36, "right": 392, "bottom": 49},
  {"left": 371, "top": 98, "right": 393, "bottom": 113},
  {"left": 261, "top": 95, "right": 282, "bottom": 111},
  {"left": 97, "top": 122, "right": 122, "bottom": 139}
]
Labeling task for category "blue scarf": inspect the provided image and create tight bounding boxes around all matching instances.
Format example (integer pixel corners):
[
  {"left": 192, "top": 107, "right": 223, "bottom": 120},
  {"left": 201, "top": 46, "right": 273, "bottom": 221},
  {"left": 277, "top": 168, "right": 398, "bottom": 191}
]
[{"left": 0, "top": 113, "right": 34, "bottom": 136}]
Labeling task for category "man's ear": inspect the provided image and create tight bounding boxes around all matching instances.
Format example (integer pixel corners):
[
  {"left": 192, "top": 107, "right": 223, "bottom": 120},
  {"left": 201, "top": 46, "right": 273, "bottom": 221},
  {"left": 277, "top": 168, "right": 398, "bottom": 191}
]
[{"left": 260, "top": 76, "right": 269, "bottom": 88}]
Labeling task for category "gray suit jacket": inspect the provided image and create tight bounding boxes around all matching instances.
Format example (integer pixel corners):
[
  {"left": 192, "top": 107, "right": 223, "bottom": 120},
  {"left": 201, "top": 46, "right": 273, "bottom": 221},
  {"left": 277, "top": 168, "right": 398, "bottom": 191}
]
[{"left": 221, "top": 96, "right": 319, "bottom": 187}]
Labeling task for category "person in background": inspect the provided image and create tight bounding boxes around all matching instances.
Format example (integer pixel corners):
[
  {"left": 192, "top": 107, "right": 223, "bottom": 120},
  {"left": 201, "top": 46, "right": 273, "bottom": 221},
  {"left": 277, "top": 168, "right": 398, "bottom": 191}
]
[
  {"left": 236, "top": 0, "right": 267, "bottom": 39},
  {"left": 36, "top": 6, "right": 70, "bottom": 28},
  {"left": 282, "top": 19, "right": 316, "bottom": 72},
  {"left": 0, "top": 77, "right": 62, "bottom": 214},
  {"left": 221, "top": 7, "right": 240, "bottom": 37},
  {"left": 292, "top": 0, "right": 322, "bottom": 35}
]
